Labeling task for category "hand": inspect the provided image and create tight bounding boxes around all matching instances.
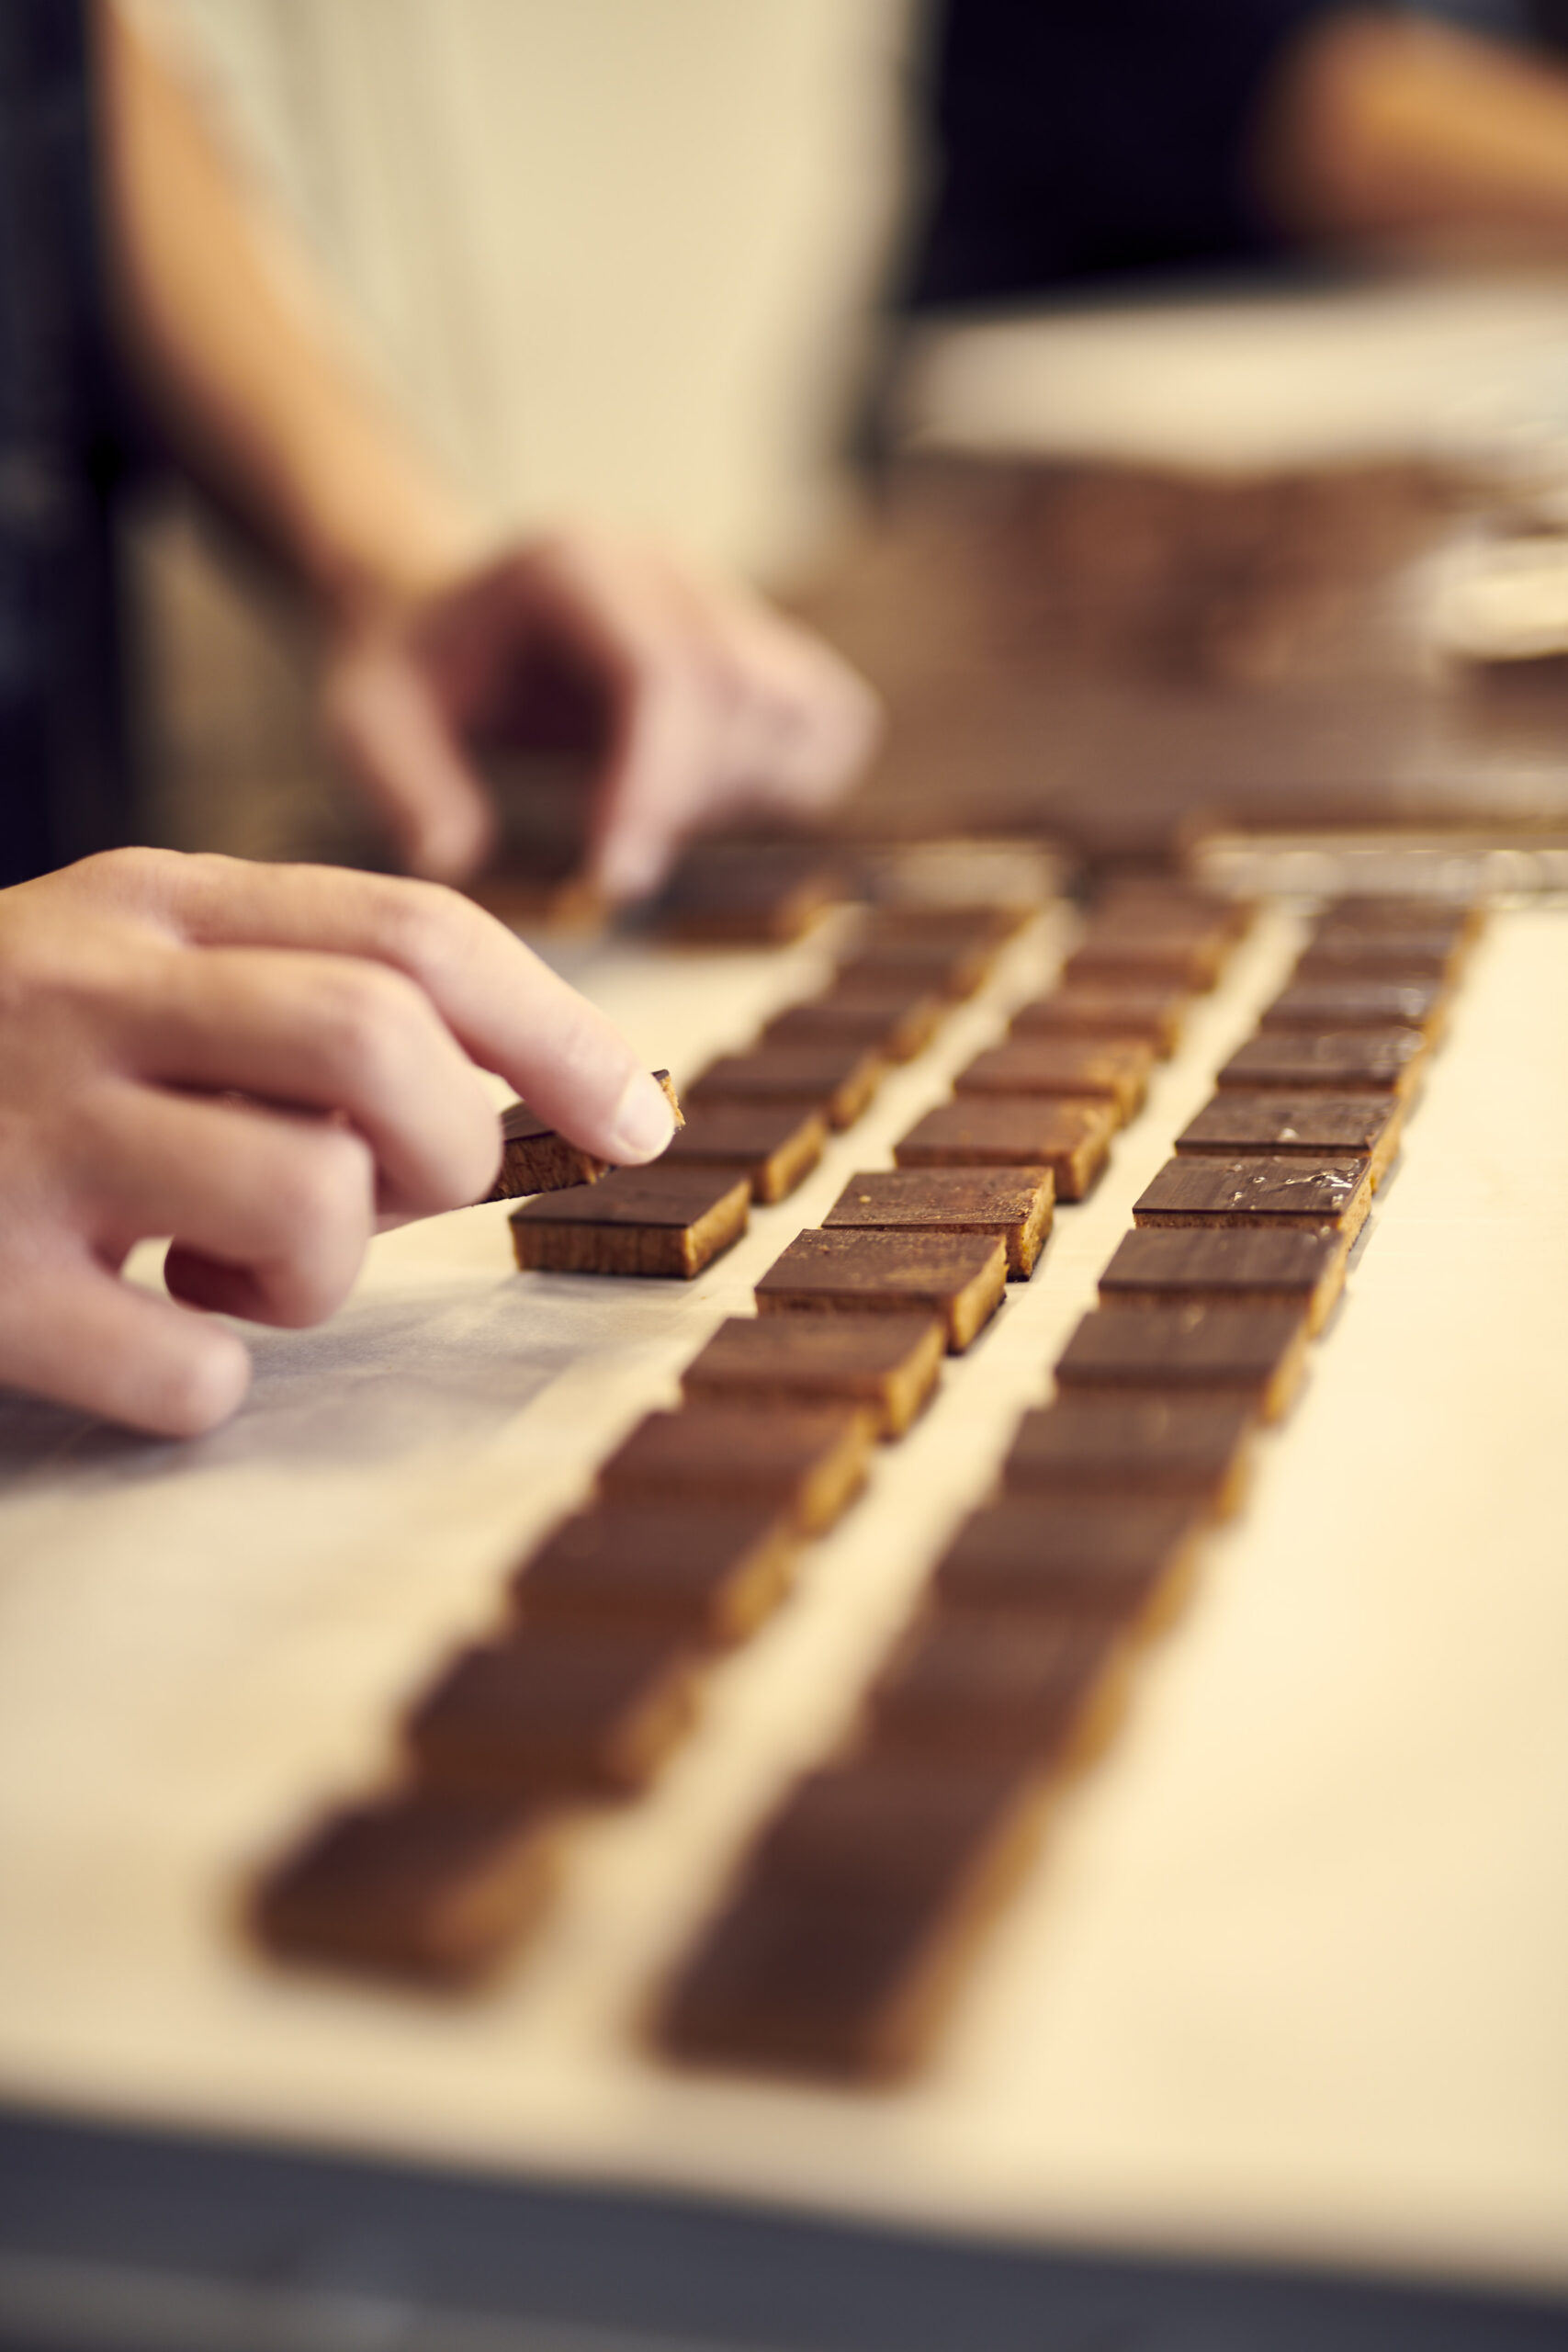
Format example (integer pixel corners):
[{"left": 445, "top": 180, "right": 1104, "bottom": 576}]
[
  {"left": 0, "top": 848, "right": 674, "bottom": 1436},
  {"left": 321, "top": 533, "right": 882, "bottom": 899}
]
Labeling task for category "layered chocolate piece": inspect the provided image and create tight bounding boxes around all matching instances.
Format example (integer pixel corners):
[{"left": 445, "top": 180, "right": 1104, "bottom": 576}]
[
  {"left": 953, "top": 1036, "right": 1152, "bottom": 1124},
  {"left": 755, "top": 1229, "right": 1007, "bottom": 1352},
  {"left": 760, "top": 988, "right": 945, "bottom": 1064},
  {"left": 509, "top": 1164, "right": 749, "bottom": 1277},
  {"left": 682, "top": 1311, "right": 944, "bottom": 1440},
  {"left": 1259, "top": 978, "right": 1449, "bottom": 1039},
  {"left": 486, "top": 1071, "right": 682, "bottom": 1201},
  {"left": 685, "top": 1042, "right": 886, "bottom": 1131},
  {"left": 931, "top": 1497, "right": 1205, "bottom": 1633},
  {"left": 1054, "top": 1302, "right": 1311, "bottom": 1420},
  {"left": 1133, "top": 1154, "right": 1372, "bottom": 1242},
  {"left": 822, "top": 1167, "right": 1054, "bottom": 1279},
  {"left": 1097, "top": 1226, "right": 1348, "bottom": 1334},
  {"left": 599, "top": 1402, "right": 873, "bottom": 1534},
  {"left": 405, "top": 1628, "right": 700, "bottom": 1799},
  {"left": 512, "top": 1503, "right": 798, "bottom": 1644},
  {"left": 1003, "top": 1394, "right": 1257, "bottom": 1517},
  {"left": 662, "top": 1102, "right": 826, "bottom": 1204},
  {"left": 893, "top": 1097, "right": 1115, "bottom": 1202},
  {"left": 1009, "top": 982, "right": 1187, "bottom": 1057},
  {"left": 832, "top": 931, "right": 1001, "bottom": 1001},
  {"left": 1215, "top": 1028, "right": 1427, "bottom": 1098},
  {"left": 866, "top": 1616, "right": 1127, "bottom": 1770},
  {"left": 1174, "top": 1092, "right": 1403, "bottom": 1186}
]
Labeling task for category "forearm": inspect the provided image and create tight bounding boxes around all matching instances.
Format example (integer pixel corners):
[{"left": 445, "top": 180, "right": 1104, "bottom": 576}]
[{"left": 94, "top": 0, "right": 482, "bottom": 616}]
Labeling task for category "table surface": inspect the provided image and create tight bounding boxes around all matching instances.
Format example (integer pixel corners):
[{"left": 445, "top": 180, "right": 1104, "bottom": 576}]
[{"left": 0, "top": 898, "right": 1564, "bottom": 2320}]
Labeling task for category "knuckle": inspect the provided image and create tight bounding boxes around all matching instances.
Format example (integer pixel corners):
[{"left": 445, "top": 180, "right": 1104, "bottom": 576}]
[
  {"left": 267, "top": 1125, "right": 374, "bottom": 1241},
  {"left": 367, "top": 874, "right": 470, "bottom": 986},
  {"left": 310, "top": 961, "right": 425, "bottom": 1087}
]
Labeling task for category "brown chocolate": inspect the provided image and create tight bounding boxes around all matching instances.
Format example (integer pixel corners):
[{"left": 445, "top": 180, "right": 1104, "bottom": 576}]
[
  {"left": 654, "top": 842, "right": 849, "bottom": 944},
  {"left": 599, "top": 1401, "right": 873, "bottom": 1533},
  {"left": 832, "top": 934, "right": 998, "bottom": 1001},
  {"left": 1097, "top": 1226, "right": 1348, "bottom": 1334},
  {"left": 860, "top": 903, "right": 1033, "bottom": 949},
  {"left": 1054, "top": 1303, "right": 1311, "bottom": 1420},
  {"left": 755, "top": 1228, "right": 1007, "bottom": 1353},
  {"left": 1133, "top": 1154, "right": 1372, "bottom": 1240},
  {"left": 252, "top": 1790, "right": 558, "bottom": 1984},
  {"left": 685, "top": 1043, "right": 886, "bottom": 1131},
  {"left": 759, "top": 989, "right": 945, "bottom": 1064},
  {"left": 1009, "top": 982, "right": 1187, "bottom": 1057},
  {"left": 662, "top": 1102, "right": 826, "bottom": 1204},
  {"left": 1062, "top": 921, "right": 1228, "bottom": 991},
  {"left": 1004, "top": 1395, "right": 1257, "bottom": 1517},
  {"left": 931, "top": 1497, "right": 1205, "bottom": 1632},
  {"left": 1096, "top": 880, "right": 1254, "bottom": 939},
  {"left": 746, "top": 1753, "right": 1043, "bottom": 1908},
  {"left": 866, "top": 1615, "right": 1126, "bottom": 1770},
  {"left": 1314, "top": 895, "right": 1478, "bottom": 944},
  {"left": 681, "top": 1312, "right": 944, "bottom": 1439},
  {"left": 1174, "top": 1091, "right": 1403, "bottom": 1186},
  {"left": 512, "top": 1503, "right": 798, "bottom": 1643},
  {"left": 486, "top": 1071, "right": 682, "bottom": 1201},
  {"left": 953, "top": 1036, "right": 1152, "bottom": 1124},
  {"left": 1260, "top": 978, "right": 1449, "bottom": 1039},
  {"left": 509, "top": 1164, "right": 749, "bottom": 1279},
  {"left": 407, "top": 1629, "right": 698, "bottom": 1800},
  {"left": 893, "top": 1097, "right": 1115, "bottom": 1202},
  {"left": 1215, "top": 1028, "right": 1427, "bottom": 1099},
  {"left": 822, "top": 1166, "right": 1054, "bottom": 1279}
]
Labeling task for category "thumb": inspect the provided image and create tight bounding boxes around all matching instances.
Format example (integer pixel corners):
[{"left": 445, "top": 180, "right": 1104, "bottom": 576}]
[{"left": 324, "top": 639, "right": 498, "bottom": 883}]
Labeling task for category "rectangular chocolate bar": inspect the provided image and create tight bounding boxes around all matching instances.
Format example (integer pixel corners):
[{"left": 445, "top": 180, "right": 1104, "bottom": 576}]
[
  {"left": 1174, "top": 1091, "right": 1403, "bottom": 1186},
  {"left": 685, "top": 1042, "right": 886, "bottom": 1131},
  {"left": 821, "top": 1166, "right": 1054, "bottom": 1279},
  {"left": 953, "top": 1036, "right": 1152, "bottom": 1124},
  {"left": 486, "top": 1071, "right": 682, "bottom": 1201},
  {"left": 252, "top": 1790, "right": 558, "bottom": 1986},
  {"left": 662, "top": 1102, "right": 826, "bottom": 1204},
  {"left": 1260, "top": 978, "right": 1449, "bottom": 1039},
  {"left": 1003, "top": 1395, "right": 1257, "bottom": 1517},
  {"left": 512, "top": 1502, "right": 798, "bottom": 1644},
  {"left": 599, "top": 1401, "right": 873, "bottom": 1533},
  {"left": 832, "top": 934, "right": 999, "bottom": 1001},
  {"left": 1054, "top": 1303, "right": 1311, "bottom": 1420},
  {"left": 1096, "top": 879, "right": 1254, "bottom": 939},
  {"left": 745, "top": 1753, "right": 1043, "bottom": 1909},
  {"left": 759, "top": 989, "right": 945, "bottom": 1064},
  {"left": 1215, "top": 1027, "right": 1427, "bottom": 1099},
  {"left": 1314, "top": 895, "right": 1479, "bottom": 943},
  {"left": 860, "top": 903, "right": 1033, "bottom": 949},
  {"left": 509, "top": 1164, "right": 749, "bottom": 1278},
  {"left": 1097, "top": 1226, "right": 1348, "bottom": 1334},
  {"left": 653, "top": 842, "right": 849, "bottom": 944},
  {"left": 1009, "top": 982, "right": 1187, "bottom": 1057},
  {"left": 405, "top": 1628, "right": 699, "bottom": 1798},
  {"left": 866, "top": 1616, "right": 1127, "bottom": 1770},
  {"left": 681, "top": 1312, "right": 945, "bottom": 1439},
  {"left": 1133, "top": 1154, "right": 1372, "bottom": 1240},
  {"left": 931, "top": 1497, "right": 1205, "bottom": 1634},
  {"left": 893, "top": 1097, "right": 1115, "bottom": 1202},
  {"left": 1062, "top": 921, "right": 1228, "bottom": 991},
  {"left": 755, "top": 1228, "right": 1007, "bottom": 1352}
]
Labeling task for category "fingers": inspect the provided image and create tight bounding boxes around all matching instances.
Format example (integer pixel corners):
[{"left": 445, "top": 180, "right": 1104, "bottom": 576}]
[
  {"left": 324, "top": 636, "right": 498, "bottom": 883},
  {"left": 0, "top": 1256, "right": 253, "bottom": 1439}
]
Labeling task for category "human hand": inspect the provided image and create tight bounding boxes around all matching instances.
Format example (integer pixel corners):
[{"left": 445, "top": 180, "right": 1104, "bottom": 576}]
[
  {"left": 321, "top": 533, "right": 881, "bottom": 899},
  {"left": 0, "top": 848, "right": 674, "bottom": 1436}
]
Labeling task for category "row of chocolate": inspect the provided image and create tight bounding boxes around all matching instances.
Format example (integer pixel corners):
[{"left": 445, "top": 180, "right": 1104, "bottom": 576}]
[
  {"left": 247, "top": 877, "right": 1206, "bottom": 1984},
  {"left": 652, "top": 889, "right": 1481, "bottom": 2080}
]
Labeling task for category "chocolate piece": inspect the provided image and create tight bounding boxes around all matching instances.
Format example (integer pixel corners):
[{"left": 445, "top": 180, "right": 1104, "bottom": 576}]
[
  {"left": 1215, "top": 1028, "right": 1427, "bottom": 1098},
  {"left": 1174, "top": 1092, "right": 1404, "bottom": 1186},
  {"left": 662, "top": 1102, "right": 826, "bottom": 1204},
  {"left": 509, "top": 1164, "right": 749, "bottom": 1279},
  {"left": 755, "top": 1229, "right": 1007, "bottom": 1353},
  {"left": 1260, "top": 978, "right": 1449, "bottom": 1039},
  {"left": 599, "top": 1401, "right": 873, "bottom": 1533},
  {"left": 747, "top": 1754, "right": 1044, "bottom": 1915},
  {"left": 1062, "top": 920, "right": 1229, "bottom": 991},
  {"left": 859, "top": 903, "right": 1032, "bottom": 951},
  {"left": 485, "top": 1071, "right": 682, "bottom": 1202},
  {"left": 1098, "top": 1226, "right": 1348, "bottom": 1334},
  {"left": 685, "top": 1043, "right": 886, "bottom": 1131},
  {"left": 822, "top": 1166, "right": 1053, "bottom": 1280},
  {"left": 252, "top": 1790, "right": 557, "bottom": 1984},
  {"left": 1293, "top": 931, "right": 1463, "bottom": 981},
  {"left": 406, "top": 1628, "right": 699, "bottom": 1798},
  {"left": 1133, "top": 1154, "right": 1371, "bottom": 1240},
  {"left": 1004, "top": 1396, "right": 1257, "bottom": 1517},
  {"left": 1096, "top": 880, "right": 1254, "bottom": 939},
  {"left": 1315, "top": 895, "right": 1479, "bottom": 940},
  {"left": 893, "top": 1097, "right": 1115, "bottom": 1202},
  {"left": 760, "top": 988, "right": 945, "bottom": 1064},
  {"left": 1054, "top": 1303, "right": 1311, "bottom": 1420},
  {"left": 681, "top": 1312, "right": 944, "bottom": 1439},
  {"left": 512, "top": 1503, "right": 798, "bottom": 1643},
  {"left": 867, "top": 1616, "right": 1126, "bottom": 1770},
  {"left": 654, "top": 842, "right": 848, "bottom": 944},
  {"left": 931, "top": 1497, "right": 1205, "bottom": 1632},
  {"left": 953, "top": 1036, "right": 1152, "bottom": 1124},
  {"left": 1009, "top": 982, "right": 1187, "bottom": 1056},
  {"left": 832, "top": 934, "right": 998, "bottom": 1001}
]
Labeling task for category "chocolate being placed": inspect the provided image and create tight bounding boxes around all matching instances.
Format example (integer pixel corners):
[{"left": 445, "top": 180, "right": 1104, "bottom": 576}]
[
  {"left": 654, "top": 842, "right": 850, "bottom": 944},
  {"left": 760, "top": 989, "right": 945, "bottom": 1064},
  {"left": 681, "top": 1312, "right": 945, "bottom": 1439},
  {"left": 1009, "top": 982, "right": 1187, "bottom": 1057},
  {"left": 755, "top": 1228, "right": 1007, "bottom": 1352},
  {"left": 685, "top": 1042, "right": 886, "bottom": 1131},
  {"left": 1260, "top": 978, "right": 1449, "bottom": 1039},
  {"left": 893, "top": 1097, "right": 1115, "bottom": 1202},
  {"left": 599, "top": 1401, "right": 874, "bottom": 1533},
  {"left": 1215, "top": 1027, "right": 1427, "bottom": 1098},
  {"left": 512, "top": 1503, "right": 799, "bottom": 1643},
  {"left": 1097, "top": 1226, "right": 1348, "bottom": 1334},
  {"left": 1054, "top": 1302, "right": 1311, "bottom": 1420},
  {"left": 867, "top": 1615, "right": 1127, "bottom": 1770},
  {"left": 953, "top": 1035, "right": 1152, "bottom": 1124},
  {"left": 1004, "top": 1395, "right": 1258, "bottom": 1517},
  {"left": 662, "top": 1102, "right": 826, "bottom": 1204},
  {"left": 252, "top": 1789, "right": 558, "bottom": 1984},
  {"left": 1174, "top": 1091, "right": 1404, "bottom": 1186},
  {"left": 509, "top": 1164, "right": 749, "bottom": 1278},
  {"left": 931, "top": 1497, "right": 1205, "bottom": 1632},
  {"left": 1133, "top": 1154, "right": 1372, "bottom": 1240},
  {"left": 485, "top": 1071, "right": 682, "bottom": 1201},
  {"left": 822, "top": 1166, "right": 1054, "bottom": 1279},
  {"left": 405, "top": 1628, "right": 699, "bottom": 1798}
]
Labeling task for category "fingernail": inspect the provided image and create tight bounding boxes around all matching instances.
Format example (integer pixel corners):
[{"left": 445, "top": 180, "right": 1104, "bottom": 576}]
[{"left": 609, "top": 1068, "right": 675, "bottom": 1161}]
